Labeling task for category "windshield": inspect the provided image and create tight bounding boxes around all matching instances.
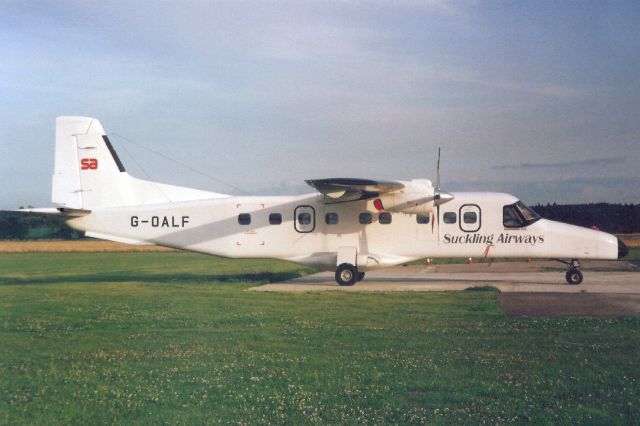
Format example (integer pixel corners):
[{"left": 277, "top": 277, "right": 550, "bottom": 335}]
[
  {"left": 516, "top": 201, "right": 540, "bottom": 222},
  {"left": 503, "top": 201, "right": 541, "bottom": 228}
]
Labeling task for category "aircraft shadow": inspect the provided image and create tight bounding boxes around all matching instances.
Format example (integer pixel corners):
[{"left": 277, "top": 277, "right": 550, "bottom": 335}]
[{"left": 0, "top": 271, "right": 306, "bottom": 286}]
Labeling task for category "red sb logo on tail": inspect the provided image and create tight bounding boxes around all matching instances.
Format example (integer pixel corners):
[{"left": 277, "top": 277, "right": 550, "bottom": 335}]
[{"left": 80, "top": 158, "right": 99, "bottom": 170}]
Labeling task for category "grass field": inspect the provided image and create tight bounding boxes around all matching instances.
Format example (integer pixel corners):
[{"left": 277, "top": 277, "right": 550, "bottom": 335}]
[{"left": 0, "top": 252, "right": 639, "bottom": 424}]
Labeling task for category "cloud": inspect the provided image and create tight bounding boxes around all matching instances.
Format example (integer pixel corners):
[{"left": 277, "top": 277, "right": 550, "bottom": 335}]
[
  {"left": 492, "top": 156, "right": 626, "bottom": 170},
  {"left": 1, "top": 1, "right": 639, "bottom": 209},
  {"left": 431, "top": 71, "right": 588, "bottom": 99}
]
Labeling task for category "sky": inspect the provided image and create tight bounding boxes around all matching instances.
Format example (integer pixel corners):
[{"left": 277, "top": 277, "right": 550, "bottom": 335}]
[{"left": 1, "top": 0, "right": 639, "bottom": 209}]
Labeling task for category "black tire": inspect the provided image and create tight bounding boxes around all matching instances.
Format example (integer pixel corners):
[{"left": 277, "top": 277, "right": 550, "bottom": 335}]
[
  {"left": 566, "top": 268, "right": 583, "bottom": 285},
  {"left": 357, "top": 272, "right": 366, "bottom": 282},
  {"left": 335, "top": 263, "right": 358, "bottom": 286}
]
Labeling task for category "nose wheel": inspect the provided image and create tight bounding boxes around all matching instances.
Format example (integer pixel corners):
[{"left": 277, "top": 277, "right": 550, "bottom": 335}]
[
  {"left": 565, "top": 268, "right": 583, "bottom": 285},
  {"left": 556, "top": 259, "right": 583, "bottom": 285}
]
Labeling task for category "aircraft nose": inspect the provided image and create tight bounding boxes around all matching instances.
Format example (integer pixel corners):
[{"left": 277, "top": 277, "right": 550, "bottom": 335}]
[{"left": 618, "top": 238, "right": 629, "bottom": 260}]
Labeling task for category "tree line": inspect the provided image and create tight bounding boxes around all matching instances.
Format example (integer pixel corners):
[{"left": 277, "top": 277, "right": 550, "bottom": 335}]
[
  {"left": 0, "top": 203, "right": 638, "bottom": 239},
  {"left": 0, "top": 211, "right": 84, "bottom": 240},
  {"left": 531, "top": 203, "right": 640, "bottom": 234}
]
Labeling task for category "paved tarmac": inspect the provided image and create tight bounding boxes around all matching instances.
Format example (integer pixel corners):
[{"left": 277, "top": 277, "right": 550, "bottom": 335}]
[
  {"left": 249, "top": 262, "right": 640, "bottom": 316},
  {"left": 250, "top": 262, "right": 640, "bottom": 294}
]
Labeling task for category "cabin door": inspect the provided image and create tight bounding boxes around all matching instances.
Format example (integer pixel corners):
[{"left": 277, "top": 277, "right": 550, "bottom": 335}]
[
  {"left": 416, "top": 213, "right": 433, "bottom": 241},
  {"left": 236, "top": 203, "right": 266, "bottom": 248},
  {"left": 459, "top": 204, "right": 481, "bottom": 232}
]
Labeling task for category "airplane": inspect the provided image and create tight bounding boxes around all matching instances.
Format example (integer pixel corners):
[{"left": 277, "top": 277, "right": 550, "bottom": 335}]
[{"left": 21, "top": 116, "right": 629, "bottom": 286}]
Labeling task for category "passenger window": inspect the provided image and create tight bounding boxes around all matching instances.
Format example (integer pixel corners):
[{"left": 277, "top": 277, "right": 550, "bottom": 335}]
[
  {"left": 269, "top": 213, "right": 282, "bottom": 225},
  {"left": 298, "top": 212, "right": 312, "bottom": 225},
  {"left": 359, "top": 212, "right": 372, "bottom": 224},
  {"left": 379, "top": 212, "right": 392, "bottom": 224},
  {"left": 238, "top": 213, "right": 251, "bottom": 225},
  {"left": 463, "top": 212, "right": 477, "bottom": 224},
  {"left": 416, "top": 214, "right": 430, "bottom": 224},
  {"left": 443, "top": 212, "right": 457, "bottom": 224},
  {"left": 325, "top": 212, "right": 339, "bottom": 225}
]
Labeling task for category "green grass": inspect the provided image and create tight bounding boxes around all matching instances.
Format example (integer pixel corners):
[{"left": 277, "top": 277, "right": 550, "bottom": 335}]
[
  {"left": 0, "top": 253, "right": 638, "bottom": 424},
  {"left": 625, "top": 248, "right": 640, "bottom": 267}
]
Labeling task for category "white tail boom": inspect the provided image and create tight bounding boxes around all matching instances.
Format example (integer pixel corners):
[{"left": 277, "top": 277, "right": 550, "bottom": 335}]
[{"left": 52, "top": 116, "right": 227, "bottom": 210}]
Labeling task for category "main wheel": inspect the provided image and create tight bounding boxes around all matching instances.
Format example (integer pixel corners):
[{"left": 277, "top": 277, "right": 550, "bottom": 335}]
[
  {"left": 335, "top": 263, "right": 358, "bottom": 286},
  {"left": 357, "top": 272, "right": 366, "bottom": 282},
  {"left": 566, "top": 268, "right": 583, "bottom": 285}
]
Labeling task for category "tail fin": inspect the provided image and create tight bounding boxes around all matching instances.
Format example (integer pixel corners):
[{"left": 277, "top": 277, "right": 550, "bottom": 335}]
[{"left": 52, "top": 116, "right": 227, "bottom": 210}]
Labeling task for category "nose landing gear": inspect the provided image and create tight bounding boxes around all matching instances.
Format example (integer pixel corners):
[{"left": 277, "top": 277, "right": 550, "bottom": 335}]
[
  {"left": 566, "top": 267, "right": 583, "bottom": 285},
  {"left": 555, "top": 259, "right": 583, "bottom": 285}
]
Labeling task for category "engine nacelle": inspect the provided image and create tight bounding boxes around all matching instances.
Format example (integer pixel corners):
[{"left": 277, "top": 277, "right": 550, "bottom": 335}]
[{"left": 375, "top": 192, "right": 436, "bottom": 214}]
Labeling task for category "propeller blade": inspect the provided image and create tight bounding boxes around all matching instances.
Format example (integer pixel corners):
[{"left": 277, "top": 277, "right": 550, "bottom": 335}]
[
  {"left": 431, "top": 211, "right": 435, "bottom": 233},
  {"left": 435, "top": 147, "right": 441, "bottom": 193},
  {"left": 437, "top": 203, "right": 441, "bottom": 242},
  {"left": 432, "top": 147, "right": 441, "bottom": 234}
]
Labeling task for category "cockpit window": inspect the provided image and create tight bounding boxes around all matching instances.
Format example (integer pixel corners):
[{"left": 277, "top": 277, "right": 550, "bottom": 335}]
[
  {"left": 503, "top": 201, "right": 541, "bottom": 228},
  {"left": 517, "top": 201, "right": 539, "bottom": 222}
]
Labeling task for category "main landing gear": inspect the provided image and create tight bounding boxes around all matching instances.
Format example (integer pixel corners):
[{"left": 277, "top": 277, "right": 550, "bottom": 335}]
[
  {"left": 555, "top": 259, "right": 583, "bottom": 285},
  {"left": 335, "top": 263, "right": 365, "bottom": 286}
]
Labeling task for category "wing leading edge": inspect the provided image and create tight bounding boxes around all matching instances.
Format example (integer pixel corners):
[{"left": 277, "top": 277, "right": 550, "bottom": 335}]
[{"left": 305, "top": 178, "right": 405, "bottom": 203}]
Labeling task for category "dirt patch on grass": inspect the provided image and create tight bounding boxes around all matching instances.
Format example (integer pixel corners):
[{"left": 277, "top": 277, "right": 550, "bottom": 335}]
[
  {"left": 500, "top": 293, "right": 640, "bottom": 317},
  {"left": 0, "top": 240, "right": 175, "bottom": 253}
]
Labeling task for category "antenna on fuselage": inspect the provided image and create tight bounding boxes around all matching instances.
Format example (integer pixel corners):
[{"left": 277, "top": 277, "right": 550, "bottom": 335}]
[
  {"left": 432, "top": 148, "right": 441, "bottom": 239},
  {"left": 431, "top": 148, "right": 454, "bottom": 241}
]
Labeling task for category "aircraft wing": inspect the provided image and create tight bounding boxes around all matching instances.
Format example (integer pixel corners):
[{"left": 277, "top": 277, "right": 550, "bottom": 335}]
[{"left": 305, "top": 178, "right": 404, "bottom": 202}]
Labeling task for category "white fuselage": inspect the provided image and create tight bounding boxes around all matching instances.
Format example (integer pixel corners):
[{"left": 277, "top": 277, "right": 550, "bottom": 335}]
[{"left": 68, "top": 191, "right": 620, "bottom": 271}]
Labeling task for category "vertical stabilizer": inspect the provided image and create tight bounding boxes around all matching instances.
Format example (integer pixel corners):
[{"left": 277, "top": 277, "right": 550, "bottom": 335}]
[
  {"left": 52, "top": 117, "right": 92, "bottom": 208},
  {"left": 52, "top": 116, "right": 128, "bottom": 209},
  {"left": 51, "top": 116, "right": 228, "bottom": 210}
]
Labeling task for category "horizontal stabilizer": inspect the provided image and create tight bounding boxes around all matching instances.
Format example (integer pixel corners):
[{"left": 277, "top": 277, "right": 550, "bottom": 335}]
[
  {"left": 52, "top": 116, "right": 229, "bottom": 210},
  {"left": 10, "top": 207, "right": 90, "bottom": 217}
]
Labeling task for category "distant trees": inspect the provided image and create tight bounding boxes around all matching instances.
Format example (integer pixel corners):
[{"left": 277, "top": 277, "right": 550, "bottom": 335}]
[
  {"left": 0, "top": 214, "right": 28, "bottom": 239},
  {"left": 532, "top": 203, "right": 640, "bottom": 234},
  {"left": 0, "top": 212, "right": 84, "bottom": 240}
]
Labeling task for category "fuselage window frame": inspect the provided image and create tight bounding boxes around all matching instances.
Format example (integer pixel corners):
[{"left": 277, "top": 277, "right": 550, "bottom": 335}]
[
  {"left": 298, "top": 212, "right": 312, "bottom": 225},
  {"left": 379, "top": 212, "right": 392, "bottom": 224},
  {"left": 238, "top": 213, "right": 251, "bottom": 226},
  {"left": 325, "top": 212, "right": 339, "bottom": 225},
  {"left": 458, "top": 204, "right": 481, "bottom": 233},
  {"left": 463, "top": 212, "right": 477, "bottom": 224},
  {"left": 294, "top": 205, "right": 316, "bottom": 233},
  {"left": 416, "top": 214, "right": 430, "bottom": 224},
  {"left": 443, "top": 212, "right": 457, "bottom": 224},
  {"left": 359, "top": 212, "right": 373, "bottom": 225},
  {"left": 268, "top": 213, "right": 282, "bottom": 225}
]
